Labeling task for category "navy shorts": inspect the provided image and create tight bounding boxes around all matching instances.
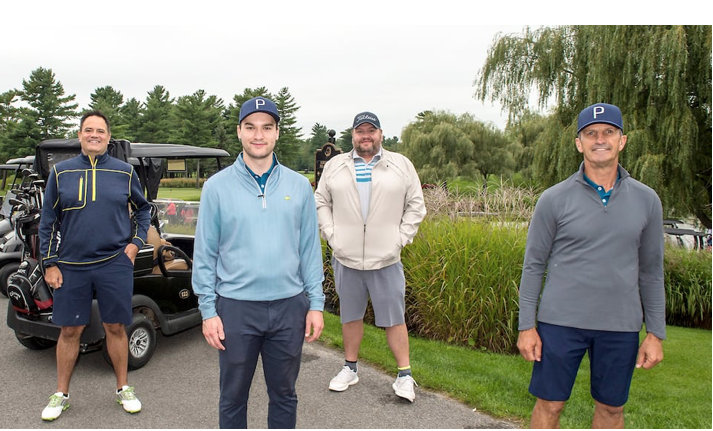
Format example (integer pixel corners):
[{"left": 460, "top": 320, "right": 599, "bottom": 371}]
[
  {"left": 529, "top": 322, "right": 639, "bottom": 407},
  {"left": 332, "top": 257, "right": 405, "bottom": 327},
  {"left": 52, "top": 253, "right": 134, "bottom": 326}
]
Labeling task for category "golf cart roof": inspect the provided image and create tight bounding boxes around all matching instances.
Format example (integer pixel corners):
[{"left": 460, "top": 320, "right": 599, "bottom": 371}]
[
  {"left": 6, "top": 156, "right": 35, "bottom": 165},
  {"left": 664, "top": 227, "right": 706, "bottom": 237},
  {"left": 34, "top": 139, "right": 230, "bottom": 179},
  {"left": 130, "top": 143, "right": 229, "bottom": 159},
  {"left": 34, "top": 139, "right": 229, "bottom": 159}
]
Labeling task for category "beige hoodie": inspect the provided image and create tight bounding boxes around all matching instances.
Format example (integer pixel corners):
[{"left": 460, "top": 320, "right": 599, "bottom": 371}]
[{"left": 315, "top": 149, "right": 426, "bottom": 270}]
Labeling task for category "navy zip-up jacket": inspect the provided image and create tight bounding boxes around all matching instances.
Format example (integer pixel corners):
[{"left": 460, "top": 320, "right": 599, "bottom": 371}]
[{"left": 39, "top": 152, "right": 151, "bottom": 268}]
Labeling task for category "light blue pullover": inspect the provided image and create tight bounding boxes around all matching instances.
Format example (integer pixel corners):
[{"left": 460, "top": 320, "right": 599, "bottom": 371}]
[{"left": 192, "top": 153, "right": 325, "bottom": 320}]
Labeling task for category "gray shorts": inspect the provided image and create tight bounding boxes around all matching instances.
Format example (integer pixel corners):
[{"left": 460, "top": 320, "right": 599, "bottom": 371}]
[{"left": 332, "top": 257, "right": 405, "bottom": 327}]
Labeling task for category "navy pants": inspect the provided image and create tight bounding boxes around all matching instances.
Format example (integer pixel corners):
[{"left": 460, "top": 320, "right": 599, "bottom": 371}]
[{"left": 217, "top": 293, "right": 309, "bottom": 429}]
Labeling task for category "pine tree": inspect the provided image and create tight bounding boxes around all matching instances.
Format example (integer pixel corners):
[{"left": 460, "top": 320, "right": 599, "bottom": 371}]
[
  {"left": 274, "top": 87, "right": 301, "bottom": 167},
  {"left": 171, "top": 89, "right": 224, "bottom": 148},
  {"left": 337, "top": 128, "right": 353, "bottom": 153},
  {"left": 12, "top": 67, "right": 78, "bottom": 156},
  {"left": 88, "top": 86, "right": 127, "bottom": 138},
  {"left": 0, "top": 90, "right": 20, "bottom": 161},
  {"left": 139, "top": 85, "right": 174, "bottom": 143},
  {"left": 120, "top": 98, "right": 144, "bottom": 142}
]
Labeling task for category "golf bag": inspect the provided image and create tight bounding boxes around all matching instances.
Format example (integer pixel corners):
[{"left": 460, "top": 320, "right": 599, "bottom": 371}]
[{"left": 7, "top": 257, "right": 53, "bottom": 315}]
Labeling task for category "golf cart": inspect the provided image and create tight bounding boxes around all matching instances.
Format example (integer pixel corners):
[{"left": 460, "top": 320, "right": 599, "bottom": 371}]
[{"left": 6, "top": 138, "right": 229, "bottom": 369}]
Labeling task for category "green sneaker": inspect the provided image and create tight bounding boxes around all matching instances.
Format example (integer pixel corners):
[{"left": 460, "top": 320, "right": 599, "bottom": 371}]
[
  {"left": 116, "top": 386, "right": 142, "bottom": 413},
  {"left": 42, "top": 392, "right": 69, "bottom": 421}
]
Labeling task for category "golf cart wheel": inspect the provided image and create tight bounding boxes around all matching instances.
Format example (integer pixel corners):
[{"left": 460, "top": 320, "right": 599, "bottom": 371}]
[
  {"left": 0, "top": 262, "right": 21, "bottom": 297},
  {"left": 102, "top": 313, "right": 157, "bottom": 370},
  {"left": 15, "top": 332, "right": 58, "bottom": 350}
]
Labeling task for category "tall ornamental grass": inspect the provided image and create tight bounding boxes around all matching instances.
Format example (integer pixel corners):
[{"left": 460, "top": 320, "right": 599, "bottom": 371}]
[
  {"left": 159, "top": 177, "right": 207, "bottom": 188},
  {"left": 664, "top": 246, "right": 712, "bottom": 329},
  {"left": 403, "top": 218, "right": 526, "bottom": 354}
]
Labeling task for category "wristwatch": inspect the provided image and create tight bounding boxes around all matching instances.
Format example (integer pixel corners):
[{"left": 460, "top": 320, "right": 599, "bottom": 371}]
[{"left": 44, "top": 262, "right": 57, "bottom": 268}]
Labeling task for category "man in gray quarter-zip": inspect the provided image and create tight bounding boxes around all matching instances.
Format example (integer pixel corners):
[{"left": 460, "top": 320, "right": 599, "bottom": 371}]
[{"left": 517, "top": 103, "right": 665, "bottom": 429}]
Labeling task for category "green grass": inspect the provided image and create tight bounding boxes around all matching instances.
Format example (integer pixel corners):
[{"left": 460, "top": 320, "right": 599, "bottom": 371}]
[
  {"left": 319, "top": 312, "right": 712, "bottom": 429},
  {"left": 156, "top": 188, "right": 202, "bottom": 201}
]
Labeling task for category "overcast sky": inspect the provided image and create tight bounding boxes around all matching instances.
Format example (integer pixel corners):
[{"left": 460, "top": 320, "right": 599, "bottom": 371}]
[{"left": 0, "top": 2, "right": 690, "bottom": 140}]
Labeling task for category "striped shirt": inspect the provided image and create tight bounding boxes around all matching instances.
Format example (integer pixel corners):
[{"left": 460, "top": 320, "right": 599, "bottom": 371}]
[{"left": 353, "top": 149, "right": 382, "bottom": 222}]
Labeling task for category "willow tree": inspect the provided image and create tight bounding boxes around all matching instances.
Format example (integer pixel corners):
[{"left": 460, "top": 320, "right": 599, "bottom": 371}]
[
  {"left": 400, "top": 110, "right": 515, "bottom": 186},
  {"left": 475, "top": 25, "right": 712, "bottom": 228}
]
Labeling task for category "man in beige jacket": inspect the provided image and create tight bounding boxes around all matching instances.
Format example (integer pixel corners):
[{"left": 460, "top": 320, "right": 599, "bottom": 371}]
[{"left": 315, "top": 111, "right": 426, "bottom": 402}]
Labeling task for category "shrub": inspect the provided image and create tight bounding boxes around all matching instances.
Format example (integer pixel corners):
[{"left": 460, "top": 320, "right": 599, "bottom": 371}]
[
  {"left": 664, "top": 246, "right": 712, "bottom": 329},
  {"left": 402, "top": 218, "right": 526, "bottom": 354},
  {"left": 159, "top": 177, "right": 206, "bottom": 188}
]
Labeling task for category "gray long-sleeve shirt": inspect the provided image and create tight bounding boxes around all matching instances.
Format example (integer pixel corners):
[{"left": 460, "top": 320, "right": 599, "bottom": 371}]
[{"left": 518, "top": 163, "right": 666, "bottom": 339}]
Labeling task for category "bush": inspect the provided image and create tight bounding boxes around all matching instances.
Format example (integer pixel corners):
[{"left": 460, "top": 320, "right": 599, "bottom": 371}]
[
  {"left": 403, "top": 218, "right": 525, "bottom": 354},
  {"left": 664, "top": 246, "right": 712, "bottom": 329},
  {"left": 159, "top": 177, "right": 206, "bottom": 188}
]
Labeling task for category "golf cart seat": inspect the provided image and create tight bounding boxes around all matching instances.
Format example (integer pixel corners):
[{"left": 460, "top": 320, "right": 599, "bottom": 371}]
[{"left": 145, "top": 226, "right": 190, "bottom": 275}]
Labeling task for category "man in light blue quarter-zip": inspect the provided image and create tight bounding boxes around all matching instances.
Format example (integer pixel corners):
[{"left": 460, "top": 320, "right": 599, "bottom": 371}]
[
  {"left": 192, "top": 96, "right": 325, "bottom": 429},
  {"left": 517, "top": 103, "right": 665, "bottom": 428},
  {"left": 39, "top": 111, "right": 151, "bottom": 421}
]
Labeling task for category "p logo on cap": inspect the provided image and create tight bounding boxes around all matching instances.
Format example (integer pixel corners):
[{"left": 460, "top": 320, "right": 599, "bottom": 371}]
[
  {"left": 239, "top": 96, "right": 280, "bottom": 125},
  {"left": 577, "top": 103, "right": 623, "bottom": 134}
]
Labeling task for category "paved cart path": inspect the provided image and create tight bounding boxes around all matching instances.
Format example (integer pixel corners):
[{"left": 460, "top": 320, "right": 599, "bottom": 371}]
[{"left": 0, "top": 298, "right": 518, "bottom": 429}]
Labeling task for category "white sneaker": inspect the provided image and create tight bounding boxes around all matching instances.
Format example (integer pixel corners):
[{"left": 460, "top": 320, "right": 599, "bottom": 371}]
[
  {"left": 392, "top": 375, "right": 417, "bottom": 402},
  {"left": 329, "top": 366, "right": 359, "bottom": 391},
  {"left": 116, "top": 386, "right": 142, "bottom": 413},
  {"left": 42, "top": 392, "right": 69, "bottom": 421}
]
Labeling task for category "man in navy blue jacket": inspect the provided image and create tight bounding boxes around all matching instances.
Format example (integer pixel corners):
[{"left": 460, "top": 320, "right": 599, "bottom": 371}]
[{"left": 39, "top": 111, "right": 151, "bottom": 421}]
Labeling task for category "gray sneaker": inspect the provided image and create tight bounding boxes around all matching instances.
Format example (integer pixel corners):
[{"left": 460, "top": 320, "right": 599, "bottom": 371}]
[
  {"left": 41, "top": 392, "right": 69, "bottom": 421},
  {"left": 329, "top": 366, "right": 359, "bottom": 391},
  {"left": 392, "top": 375, "right": 417, "bottom": 402}
]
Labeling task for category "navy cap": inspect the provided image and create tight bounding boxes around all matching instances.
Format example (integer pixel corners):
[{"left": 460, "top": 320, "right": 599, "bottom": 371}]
[
  {"left": 239, "top": 97, "right": 280, "bottom": 125},
  {"left": 352, "top": 111, "right": 381, "bottom": 129},
  {"left": 577, "top": 103, "right": 623, "bottom": 134}
]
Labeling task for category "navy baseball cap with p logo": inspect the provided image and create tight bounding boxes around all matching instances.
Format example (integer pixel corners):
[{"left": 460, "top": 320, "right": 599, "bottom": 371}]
[
  {"left": 239, "top": 97, "right": 280, "bottom": 125},
  {"left": 577, "top": 103, "right": 623, "bottom": 134},
  {"left": 353, "top": 112, "right": 381, "bottom": 129}
]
